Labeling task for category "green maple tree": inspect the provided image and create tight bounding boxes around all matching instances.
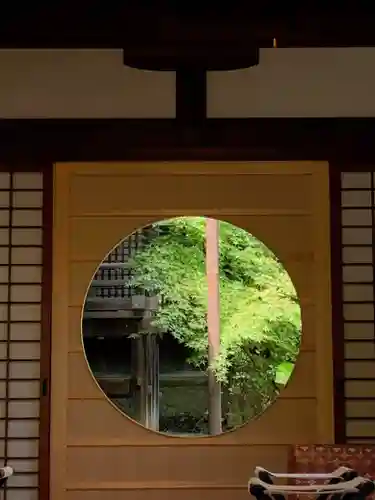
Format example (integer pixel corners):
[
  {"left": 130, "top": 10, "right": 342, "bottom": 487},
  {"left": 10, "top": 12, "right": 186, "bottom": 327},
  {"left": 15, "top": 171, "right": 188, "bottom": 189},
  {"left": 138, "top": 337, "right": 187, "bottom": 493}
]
[{"left": 129, "top": 216, "right": 301, "bottom": 424}]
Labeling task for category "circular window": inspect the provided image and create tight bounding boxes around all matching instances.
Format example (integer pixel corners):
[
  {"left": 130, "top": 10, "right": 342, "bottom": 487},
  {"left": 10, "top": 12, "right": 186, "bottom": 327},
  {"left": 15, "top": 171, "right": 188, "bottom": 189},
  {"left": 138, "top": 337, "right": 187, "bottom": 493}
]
[{"left": 82, "top": 217, "right": 302, "bottom": 436}]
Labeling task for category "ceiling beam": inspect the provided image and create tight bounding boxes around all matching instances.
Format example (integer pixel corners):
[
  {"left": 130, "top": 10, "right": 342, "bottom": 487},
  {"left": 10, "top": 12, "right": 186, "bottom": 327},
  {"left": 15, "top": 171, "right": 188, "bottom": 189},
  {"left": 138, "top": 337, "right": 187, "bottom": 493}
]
[
  {"left": 0, "top": 118, "right": 375, "bottom": 164},
  {"left": 3, "top": 6, "right": 375, "bottom": 49}
]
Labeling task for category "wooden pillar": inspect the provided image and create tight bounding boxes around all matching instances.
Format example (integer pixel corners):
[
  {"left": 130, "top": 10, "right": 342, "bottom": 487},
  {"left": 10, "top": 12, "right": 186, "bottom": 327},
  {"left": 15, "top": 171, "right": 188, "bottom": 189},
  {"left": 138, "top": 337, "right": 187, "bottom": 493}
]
[
  {"left": 205, "top": 217, "right": 222, "bottom": 435},
  {"left": 139, "top": 334, "right": 159, "bottom": 432},
  {"left": 176, "top": 68, "right": 206, "bottom": 123}
]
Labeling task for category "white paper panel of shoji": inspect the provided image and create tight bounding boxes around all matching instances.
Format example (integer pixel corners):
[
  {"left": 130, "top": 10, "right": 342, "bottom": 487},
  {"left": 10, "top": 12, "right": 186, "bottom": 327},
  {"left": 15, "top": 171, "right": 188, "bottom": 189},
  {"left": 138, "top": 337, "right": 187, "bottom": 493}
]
[
  {"left": 0, "top": 172, "right": 43, "bottom": 500},
  {"left": 341, "top": 172, "right": 375, "bottom": 441}
]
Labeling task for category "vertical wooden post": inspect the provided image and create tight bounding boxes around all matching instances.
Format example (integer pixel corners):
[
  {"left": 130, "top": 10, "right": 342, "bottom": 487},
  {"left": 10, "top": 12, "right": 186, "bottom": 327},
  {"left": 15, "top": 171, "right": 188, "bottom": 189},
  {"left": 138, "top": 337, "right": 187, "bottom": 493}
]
[
  {"left": 138, "top": 334, "right": 159, "bottom": 432},
  {"left": 206, "top": 217, "right": 222, "bottom": 435},
  {"left": 143, "top": 334, "right": 160, "bottom": 432},
  {"left": 137, "top": 336, "right": 147, "bottom": 426},
  {"left": 176, "top": 68, "right": 206, "bottom": 123}
]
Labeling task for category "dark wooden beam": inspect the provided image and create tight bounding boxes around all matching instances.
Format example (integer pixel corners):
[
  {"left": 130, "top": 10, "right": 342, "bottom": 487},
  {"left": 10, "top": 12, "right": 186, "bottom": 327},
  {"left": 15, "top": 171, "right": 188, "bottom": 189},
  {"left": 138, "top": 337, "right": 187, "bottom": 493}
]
[
  {"left": 176, "top": 70, "right": 206, "bottom": 123},
  {"left": 329, "top": 166, "right": 346, "bottom": 443},
  {"left": 0, "top": 118, "right": 375, "bottom": 165},
  {"left": 2, "top": 6, "right": 375, "bottom": 49}
]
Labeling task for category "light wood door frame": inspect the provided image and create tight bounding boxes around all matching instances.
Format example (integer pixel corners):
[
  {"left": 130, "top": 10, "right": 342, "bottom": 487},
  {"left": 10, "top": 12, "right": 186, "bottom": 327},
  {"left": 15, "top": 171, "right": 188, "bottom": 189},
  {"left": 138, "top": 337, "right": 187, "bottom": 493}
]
[{"left": 51, "top": 161, "right": 333, "bottom": 500}]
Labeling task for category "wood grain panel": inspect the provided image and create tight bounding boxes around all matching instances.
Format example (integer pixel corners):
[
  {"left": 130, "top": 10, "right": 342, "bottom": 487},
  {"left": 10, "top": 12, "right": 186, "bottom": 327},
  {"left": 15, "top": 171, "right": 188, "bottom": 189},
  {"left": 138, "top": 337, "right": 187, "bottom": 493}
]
[
  {"left": 52, "top": 161, "right": 332, "bottom": 500},
  {"left": 69, "top": 173, "right": 312, "bottom": 216},
  {"left": 69, "top": 214, "right": 314, "bottom": 263},
  {"left": 69, "top": 216, "right": 157, "bottom": 262},
  {"left": 66, "top": 489, "right": 258, "bottom": 500},
  {"left": 66, "top": 444, "right": 288, "bottom": 485},
  {"left": 301, "top": 304, "right": 317, "bottom": 351},
  {"left": 62, "top": 162, "right": 321, "bottom": 177},
  {"left": 66, "top": 398, "right": 316, "bottom": 445},
  {"left": 68, "top": 307, "right": 83, "bottom": 353},
  {"left": 226, "top": 214, "right": 314, "bottom": 256}
]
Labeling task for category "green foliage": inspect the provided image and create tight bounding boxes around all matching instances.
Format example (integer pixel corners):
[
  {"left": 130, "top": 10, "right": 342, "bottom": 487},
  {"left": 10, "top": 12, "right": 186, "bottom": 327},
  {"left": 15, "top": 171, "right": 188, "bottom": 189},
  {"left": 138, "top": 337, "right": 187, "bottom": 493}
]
[
  {"left": 129, "top": 217, "right": 302, "bottom": 423},
  {"left": 275, "top": 361, "right": 295, "bottom": 386}
]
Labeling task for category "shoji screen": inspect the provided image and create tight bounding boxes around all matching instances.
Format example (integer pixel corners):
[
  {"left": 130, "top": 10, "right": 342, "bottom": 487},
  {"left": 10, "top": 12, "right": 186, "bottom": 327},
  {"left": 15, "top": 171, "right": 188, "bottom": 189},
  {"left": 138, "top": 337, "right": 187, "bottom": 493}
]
[
  {"left": 0, "top": 171, "right": 49, "bottom": 500},
  {"left": 341, "top": 172, "right": 375, "bottom": 442}
]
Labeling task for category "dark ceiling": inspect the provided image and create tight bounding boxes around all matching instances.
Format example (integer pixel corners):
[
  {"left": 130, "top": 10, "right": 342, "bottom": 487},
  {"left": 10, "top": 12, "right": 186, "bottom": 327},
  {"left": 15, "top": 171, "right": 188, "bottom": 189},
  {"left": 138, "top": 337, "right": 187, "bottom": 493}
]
[{"left": 2, "top": 5, "right": 375, "bottom": 49}]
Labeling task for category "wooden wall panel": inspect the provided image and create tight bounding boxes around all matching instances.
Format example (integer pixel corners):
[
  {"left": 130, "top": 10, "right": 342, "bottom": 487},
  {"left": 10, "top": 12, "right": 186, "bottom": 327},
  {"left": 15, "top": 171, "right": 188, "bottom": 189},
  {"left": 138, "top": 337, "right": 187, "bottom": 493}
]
[
  {"left": 68, "top": 215, "right": 314, "bottom": 263},
  {"left": 51, "top": 162, "right": 332, "bottom": 500},
  {"left": 65, "top": 399, "right": 316, "bottom": 445},
  {"left": 65, "top": 444, "right": 288, "bottom": 486},
  {"left": 68, "top": 173, "right": 312, "bottom": 215},
  {"left": 66, "top": 489, "right": 253, "bottom": 500}
]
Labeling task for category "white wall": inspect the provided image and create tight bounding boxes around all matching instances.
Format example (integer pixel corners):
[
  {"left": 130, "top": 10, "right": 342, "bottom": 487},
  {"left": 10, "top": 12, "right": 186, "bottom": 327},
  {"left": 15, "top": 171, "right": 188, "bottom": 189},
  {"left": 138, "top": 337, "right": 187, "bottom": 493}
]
[
  {"left": 207, "top": 48, "right": 375, "bottom": 117},
  {"left": 0, "top": 50, "right": 175, "bottom": 118},
  {"left": 1, "top": 49, "right": 375, "bottom": 118}
]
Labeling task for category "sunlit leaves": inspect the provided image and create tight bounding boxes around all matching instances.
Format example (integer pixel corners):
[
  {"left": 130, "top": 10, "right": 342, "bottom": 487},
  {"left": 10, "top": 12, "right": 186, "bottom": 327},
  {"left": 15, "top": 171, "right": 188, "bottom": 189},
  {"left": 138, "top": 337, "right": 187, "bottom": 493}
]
[{"left": 129, "top": 217, "right": 302, "bottom": 420}]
